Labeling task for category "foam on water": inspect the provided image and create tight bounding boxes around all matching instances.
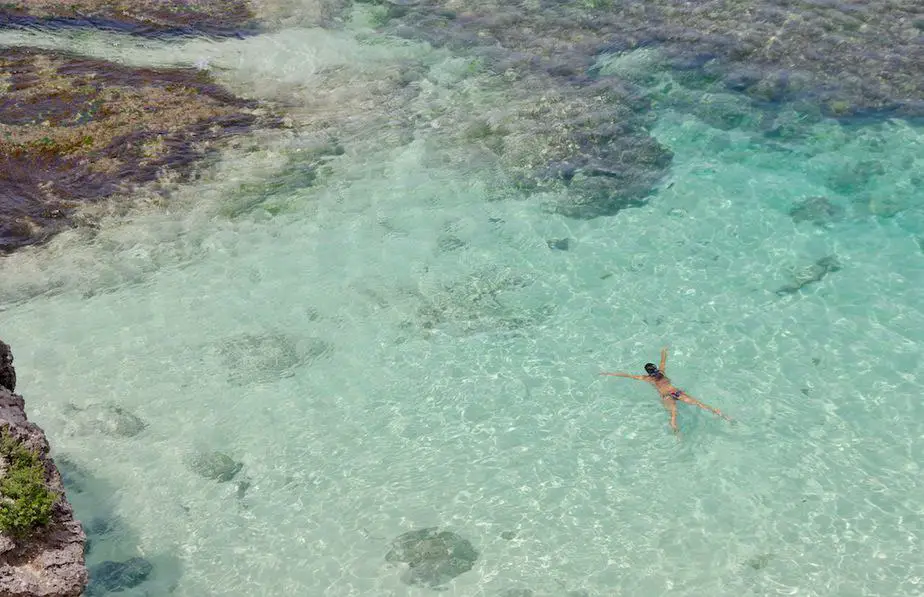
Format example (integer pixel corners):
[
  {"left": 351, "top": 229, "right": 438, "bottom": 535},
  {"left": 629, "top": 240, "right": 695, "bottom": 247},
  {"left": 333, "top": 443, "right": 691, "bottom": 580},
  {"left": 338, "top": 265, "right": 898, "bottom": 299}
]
[{"left": 2, "top": 15, "right": 924, "bottom": 597}]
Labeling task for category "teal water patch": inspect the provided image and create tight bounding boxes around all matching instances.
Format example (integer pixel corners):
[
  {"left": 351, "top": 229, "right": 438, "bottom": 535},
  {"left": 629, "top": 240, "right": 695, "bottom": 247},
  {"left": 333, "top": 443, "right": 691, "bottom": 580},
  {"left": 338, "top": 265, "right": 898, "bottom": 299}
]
[{"left": 1, "top": 36, "right": 924, "bottom": 597}]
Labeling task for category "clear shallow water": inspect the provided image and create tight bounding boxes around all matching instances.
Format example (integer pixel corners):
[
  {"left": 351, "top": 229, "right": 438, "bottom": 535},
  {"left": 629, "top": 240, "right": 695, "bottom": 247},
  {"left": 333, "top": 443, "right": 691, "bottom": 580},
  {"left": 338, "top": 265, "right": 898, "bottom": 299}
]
[{"left": 2, "top": 9, "right": 924, "bottom": 597}]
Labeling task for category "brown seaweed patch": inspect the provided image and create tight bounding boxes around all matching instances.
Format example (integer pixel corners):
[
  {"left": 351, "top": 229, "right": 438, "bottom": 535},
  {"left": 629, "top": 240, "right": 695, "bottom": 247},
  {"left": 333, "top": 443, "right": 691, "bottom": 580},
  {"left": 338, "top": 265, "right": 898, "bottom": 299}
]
[{"left": 0, "top": 47, "right": 282, "bottom": 253}]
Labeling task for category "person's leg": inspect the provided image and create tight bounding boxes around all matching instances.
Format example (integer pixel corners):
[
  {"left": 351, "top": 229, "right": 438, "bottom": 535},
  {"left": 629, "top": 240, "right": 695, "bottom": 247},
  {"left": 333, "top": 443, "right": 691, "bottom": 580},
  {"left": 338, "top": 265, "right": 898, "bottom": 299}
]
[{"left": 679, "top": 393, "right": 732, "bottom": 421}]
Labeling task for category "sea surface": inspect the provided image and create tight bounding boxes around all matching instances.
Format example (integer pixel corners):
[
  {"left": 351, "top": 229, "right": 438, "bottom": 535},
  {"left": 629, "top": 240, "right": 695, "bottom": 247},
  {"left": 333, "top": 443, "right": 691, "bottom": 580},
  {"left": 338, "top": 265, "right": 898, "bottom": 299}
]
[{"left": 2, "top": 4, "right": 924, "bottom": 597}]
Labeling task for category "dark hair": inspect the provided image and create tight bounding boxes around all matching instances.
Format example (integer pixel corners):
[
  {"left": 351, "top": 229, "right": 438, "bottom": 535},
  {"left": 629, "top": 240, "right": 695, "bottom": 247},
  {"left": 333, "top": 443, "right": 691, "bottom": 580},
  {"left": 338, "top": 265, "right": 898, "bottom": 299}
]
[{"left": 644, "top": 363, "right": 662, "bottom": 378}]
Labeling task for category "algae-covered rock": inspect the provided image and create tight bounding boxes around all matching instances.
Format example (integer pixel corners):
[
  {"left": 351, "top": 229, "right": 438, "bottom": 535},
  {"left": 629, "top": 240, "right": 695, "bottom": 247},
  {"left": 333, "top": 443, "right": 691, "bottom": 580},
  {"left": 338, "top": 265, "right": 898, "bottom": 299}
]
[
  {"left": 0, "top": 1, "right": 256, "bottom": 36},
  {"left": 0, "top": 47, "right": 281, "bottom": 253}
]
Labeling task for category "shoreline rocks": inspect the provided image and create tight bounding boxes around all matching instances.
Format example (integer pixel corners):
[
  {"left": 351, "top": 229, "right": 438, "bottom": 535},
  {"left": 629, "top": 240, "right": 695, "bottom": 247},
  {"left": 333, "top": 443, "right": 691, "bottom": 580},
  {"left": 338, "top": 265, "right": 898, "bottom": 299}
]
[{"left": 0, "top": 340, "right": 88, "bottom": 597}]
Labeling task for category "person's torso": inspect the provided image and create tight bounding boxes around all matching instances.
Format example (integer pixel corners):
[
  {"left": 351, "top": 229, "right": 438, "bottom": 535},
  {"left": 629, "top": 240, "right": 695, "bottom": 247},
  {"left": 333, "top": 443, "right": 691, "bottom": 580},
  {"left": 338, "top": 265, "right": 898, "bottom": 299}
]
[{"left": 653, "top": 377, "right": 680, "bottom": 398}]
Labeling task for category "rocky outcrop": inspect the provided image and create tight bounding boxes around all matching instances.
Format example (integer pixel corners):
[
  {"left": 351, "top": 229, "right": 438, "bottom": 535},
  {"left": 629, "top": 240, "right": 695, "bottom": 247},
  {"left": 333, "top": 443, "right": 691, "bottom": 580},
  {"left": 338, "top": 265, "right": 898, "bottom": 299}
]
[
  {"left": 0, "top": 340, "right": 87, "bottom": 597},
  {"left": 0, "top": 343, "right": 13, "bottom": 395}
]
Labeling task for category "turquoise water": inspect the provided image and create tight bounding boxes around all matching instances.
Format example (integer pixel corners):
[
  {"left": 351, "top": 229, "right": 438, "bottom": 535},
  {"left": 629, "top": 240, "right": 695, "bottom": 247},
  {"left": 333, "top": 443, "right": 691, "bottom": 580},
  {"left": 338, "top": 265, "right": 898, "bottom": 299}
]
[{"left": 2, "top": 8, "right": 924, "bottom": 597}]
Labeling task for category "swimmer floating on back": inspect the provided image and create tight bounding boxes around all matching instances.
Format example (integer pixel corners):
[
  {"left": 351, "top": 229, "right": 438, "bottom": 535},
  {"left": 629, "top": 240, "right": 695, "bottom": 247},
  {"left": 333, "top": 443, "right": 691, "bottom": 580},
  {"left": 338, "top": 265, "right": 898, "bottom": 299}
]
[{"left": 600, "top": 348, "right": 731, "bottom": 433}]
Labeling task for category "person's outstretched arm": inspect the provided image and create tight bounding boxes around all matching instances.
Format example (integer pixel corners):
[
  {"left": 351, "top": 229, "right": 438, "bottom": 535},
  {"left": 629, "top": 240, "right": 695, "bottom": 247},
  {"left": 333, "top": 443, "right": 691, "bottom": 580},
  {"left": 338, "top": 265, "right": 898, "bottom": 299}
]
[
  {"left": 659, "top": 347, "right": 668, "bottom": 372},
  {"left": 599, "top": 372, "right": 649, "bottom": 381}
]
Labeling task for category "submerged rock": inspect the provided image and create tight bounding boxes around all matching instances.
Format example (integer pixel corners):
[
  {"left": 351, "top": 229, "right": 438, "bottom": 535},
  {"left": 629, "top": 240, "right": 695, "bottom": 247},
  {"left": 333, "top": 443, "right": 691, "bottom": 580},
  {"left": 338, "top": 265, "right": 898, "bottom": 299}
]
[
  {"left": 214, "top": 332, "right": 332, "bottom": 385},
  {"left": 788, "top": 196, "right": 845, "bottom": 226},
  {"left": 776, "top": 255, "right": 842, "bottom": 295},
  {"left": 385, "top": 527, "right": 478, "bottom": 588},
  {"left": 236, "top": 477, "right": 252, "bottom": 500},
  {"left": 745, "top": 552, "right": 774, "bottom": 570},
  {"left": 85, "top": 557, "right": 153, "bottom": 596},
  {"left": 63, "top": 403, "right": 147, "bottom": 438},
  {"left": 437, "top": 234, "right": 468, "bottom": 252},
  {"left": 55, "top": 456, "right": 92, "bottom": 496},
  {"left": 547, "top": 238, "right": 570, "bottom": 251},
  {"left": 827, "top": 160, "right": 886, "bottom": 194},
  {"left": 82, "top": 515, "right": 120, "bottom": 556},
  {"left": 0, "top": 340, "right": 87, "bottom": 597},
  {"left": 410, "top": 266, "right": 552, "bottom": 336},
  {"left": 184, "top": 450, "right": 243, "bottom": 483}
]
